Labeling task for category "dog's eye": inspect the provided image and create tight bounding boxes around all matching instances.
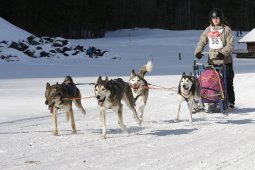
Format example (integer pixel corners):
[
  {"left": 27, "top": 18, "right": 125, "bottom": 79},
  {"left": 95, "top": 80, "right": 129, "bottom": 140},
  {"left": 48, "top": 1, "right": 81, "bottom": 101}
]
[{"left": 102, "top": 88, "right": 106, "bottom": 91}]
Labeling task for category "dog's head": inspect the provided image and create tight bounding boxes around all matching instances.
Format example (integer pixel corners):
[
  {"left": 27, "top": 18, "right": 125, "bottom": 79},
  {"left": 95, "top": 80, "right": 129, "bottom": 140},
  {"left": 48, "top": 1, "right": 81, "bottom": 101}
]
[
  {"left": 45, "top": 82, "right": 62, "bottom": 113},
  {"left": 179, "top": 72, "right": 195, "bottom": 95},
  {"left": 129, "top": 69, "right": 147, "bottom": 92},
  {"left": 94, "top": 76, "right": 111, "bottom": 106}
]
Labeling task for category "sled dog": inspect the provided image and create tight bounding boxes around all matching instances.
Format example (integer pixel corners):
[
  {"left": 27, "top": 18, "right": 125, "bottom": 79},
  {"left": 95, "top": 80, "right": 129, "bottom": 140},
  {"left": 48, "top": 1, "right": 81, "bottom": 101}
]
[
  {"left": 176, "top": 72, "right": 203, "bottom": 124},
  {"left": 45, "top": 76, "right": 86, "bottom": 135},
  {"left": 94, "top": 76, "right": 142, "bottom": 138},
  {"left": 129, "top": 60, "right": 153, "bottom": 121}
]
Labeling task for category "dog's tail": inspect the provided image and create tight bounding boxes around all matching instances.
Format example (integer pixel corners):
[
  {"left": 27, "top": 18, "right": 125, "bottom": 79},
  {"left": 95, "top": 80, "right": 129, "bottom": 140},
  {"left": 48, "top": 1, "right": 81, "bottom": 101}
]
[
  {"left": 64, "top": 76, "right": 74, "bottom": 84},
  {"left": 139, "top": 60, "right": 153, "bottom": 77}
]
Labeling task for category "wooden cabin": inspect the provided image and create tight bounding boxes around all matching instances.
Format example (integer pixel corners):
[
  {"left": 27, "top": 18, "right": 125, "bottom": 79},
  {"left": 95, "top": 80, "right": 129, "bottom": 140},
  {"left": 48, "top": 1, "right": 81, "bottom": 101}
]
[{"left": 235, "top": 29, "right": 255, "bottom": 58}]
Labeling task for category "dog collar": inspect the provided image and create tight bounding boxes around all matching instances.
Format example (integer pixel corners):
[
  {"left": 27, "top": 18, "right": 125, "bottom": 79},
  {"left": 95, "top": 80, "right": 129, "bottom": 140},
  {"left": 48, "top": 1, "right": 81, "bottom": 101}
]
[{"left": 181, "top": 92, "right": 192, "bottom": 100}]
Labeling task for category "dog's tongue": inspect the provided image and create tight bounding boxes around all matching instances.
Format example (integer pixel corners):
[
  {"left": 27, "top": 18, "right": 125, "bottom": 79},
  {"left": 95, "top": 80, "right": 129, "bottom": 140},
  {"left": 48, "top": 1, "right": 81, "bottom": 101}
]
[
  {"left": 98, "top": 101, "right": 103, "bottom": 106},
  {"left": 132, "top": 84, "right": 139, "bottom": 92},
  {"left": 49, "top": 106, "right": 53, "bottom": 113},
  {"left": 97, "top": 97, "right": 106, "bottom": 106}
]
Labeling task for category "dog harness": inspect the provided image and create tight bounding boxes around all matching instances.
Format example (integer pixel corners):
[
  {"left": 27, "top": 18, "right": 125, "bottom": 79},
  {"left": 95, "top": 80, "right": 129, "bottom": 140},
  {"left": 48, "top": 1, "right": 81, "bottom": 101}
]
[
  {"left": 58, "top": 83, "right": 77, "bottom": 105},
  {"left": 181, "top": 92, "right": 192, "bottom": 103},
  {"left": 134, "top": 93, "right": 143, "bottom": 104}
]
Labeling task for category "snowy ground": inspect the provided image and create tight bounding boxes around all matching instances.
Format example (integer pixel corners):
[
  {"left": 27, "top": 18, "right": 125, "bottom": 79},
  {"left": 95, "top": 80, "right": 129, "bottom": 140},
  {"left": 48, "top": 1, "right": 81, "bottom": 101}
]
[{"left": 1, "top": 18, "right": 255, "bottom": 170}]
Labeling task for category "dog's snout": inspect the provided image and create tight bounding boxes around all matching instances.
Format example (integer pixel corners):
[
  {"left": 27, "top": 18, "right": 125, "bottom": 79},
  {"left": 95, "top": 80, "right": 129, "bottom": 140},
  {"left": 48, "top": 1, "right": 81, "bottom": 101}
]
[
  {"left": 45, "top": 100, "right": 48, "bottom": 105},
  {"left": 96, "top": 95, "right": 100, "bottom": 99}
]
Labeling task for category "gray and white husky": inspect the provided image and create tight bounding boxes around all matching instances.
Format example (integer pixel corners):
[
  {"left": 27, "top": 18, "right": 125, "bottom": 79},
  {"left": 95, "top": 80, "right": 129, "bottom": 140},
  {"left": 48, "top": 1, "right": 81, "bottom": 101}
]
[
  {"left": 176, "top": 72, "right": 203, "bottom": 124},
  {"left": 129, "top": 60, "right": 153, "bottom": 121},
  {"left": 94, "top": 76, "right": 142, "bottom": 138},
  {"left": 45, "top": 76, "right": 86, "bottom": 136}
]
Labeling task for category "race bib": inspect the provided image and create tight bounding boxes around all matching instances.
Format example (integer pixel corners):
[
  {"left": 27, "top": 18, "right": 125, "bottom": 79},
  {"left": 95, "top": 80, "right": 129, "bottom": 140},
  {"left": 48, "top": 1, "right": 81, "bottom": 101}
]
[{"left": 208, "top": 28, "right": 224, "bottom": 49}]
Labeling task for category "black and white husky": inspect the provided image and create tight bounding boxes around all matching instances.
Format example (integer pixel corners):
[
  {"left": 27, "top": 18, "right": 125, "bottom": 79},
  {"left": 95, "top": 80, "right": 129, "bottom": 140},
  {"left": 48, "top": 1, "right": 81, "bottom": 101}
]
[
  {"left": 129, "top": 60, "right": 153, "bottom": 121},
  {"left": 176, "top": 72, "right": 203, "bottom": 124},
  {"left": 94, "top": 76, "right": 142, "bottom": 138}
]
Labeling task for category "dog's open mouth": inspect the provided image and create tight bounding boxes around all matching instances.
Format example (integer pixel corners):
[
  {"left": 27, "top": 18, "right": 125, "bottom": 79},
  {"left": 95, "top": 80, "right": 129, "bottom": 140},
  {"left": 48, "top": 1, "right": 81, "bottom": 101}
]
[
  {"left": 48, "top": 103, "right": 55, "bottom": 113},
  {"left": 182, "top": 85, "right": 190, "bottom": 91},
  {"left": 183, "top": 87, "right": 189, "bottom": 91},
  {"left": 131, "top": 84, "right": 140, "bottom": 92},
  {"left": 97, "top": 97, "right": 106, "bottom": 106}
]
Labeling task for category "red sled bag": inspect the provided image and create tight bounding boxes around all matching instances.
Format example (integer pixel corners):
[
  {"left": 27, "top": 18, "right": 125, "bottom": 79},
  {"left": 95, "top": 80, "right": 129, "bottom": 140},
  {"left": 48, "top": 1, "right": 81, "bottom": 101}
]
[{"left": 199, "top": 68, "right": 224, "bottom": 101}]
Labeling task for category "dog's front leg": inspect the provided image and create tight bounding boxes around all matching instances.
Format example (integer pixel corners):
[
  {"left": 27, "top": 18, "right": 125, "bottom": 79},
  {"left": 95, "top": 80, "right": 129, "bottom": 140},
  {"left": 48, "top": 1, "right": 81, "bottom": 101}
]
[
  {"left": 52, "top": 107, "right": 58, "bottom": 136},
  {"left": 187, "top": 98, "right": 194, "bottom": 125},
  {"left": 175, "top": 103, "right": 181, "bottom": 122},
  {"left": 69, "top": 108, "right": 77, "bottom": 134},
  {"left": 136, "top": 102, "right": 145, "bottom": 121},
  {"left": 100, "top": 109, "right": 107, "bottom": 139},
  {"left": 175, "top": 95, "right": 184, "bottom": 122}
]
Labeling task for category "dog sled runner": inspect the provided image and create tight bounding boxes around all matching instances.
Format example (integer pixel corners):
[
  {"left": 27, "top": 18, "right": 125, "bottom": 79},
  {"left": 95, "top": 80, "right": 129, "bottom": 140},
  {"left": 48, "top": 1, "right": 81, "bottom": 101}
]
[{"left": 193, "top": 58, "right": 229, "bottom": 113}]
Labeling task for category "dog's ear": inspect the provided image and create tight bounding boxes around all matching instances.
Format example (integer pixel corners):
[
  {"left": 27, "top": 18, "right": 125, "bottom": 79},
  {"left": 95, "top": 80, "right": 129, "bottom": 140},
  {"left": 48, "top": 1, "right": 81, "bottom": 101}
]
[
  {"left": 131, "top": 69, "right": 136, "bottom": 76},
  {"left": 46, "top": 82, "right": 50, "bottom": 89},
  {"left": 105, "top": 76, "right": 109, "bottom": 83},
  {"left": 56, "top": 82, "right": 59, "bottom": 90},
  {"left": 182, "top": 72, "right": 186, "bottom": 76},
  {"left": 97, "top": 76, "right": 102, "bottom": 84}
]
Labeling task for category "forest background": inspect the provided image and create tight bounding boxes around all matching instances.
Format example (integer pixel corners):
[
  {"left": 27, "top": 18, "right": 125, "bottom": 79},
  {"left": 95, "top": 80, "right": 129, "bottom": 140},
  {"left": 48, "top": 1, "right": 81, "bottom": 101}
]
[{"left": 0, "top": 0, "right": 254, "bottom": 38}]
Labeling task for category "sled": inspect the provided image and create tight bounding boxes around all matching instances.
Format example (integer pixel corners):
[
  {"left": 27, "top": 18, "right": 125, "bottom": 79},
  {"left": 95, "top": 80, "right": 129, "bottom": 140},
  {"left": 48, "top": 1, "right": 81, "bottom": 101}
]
[{"left": 193, "top": 57, "right": 229, "bottom": 114}]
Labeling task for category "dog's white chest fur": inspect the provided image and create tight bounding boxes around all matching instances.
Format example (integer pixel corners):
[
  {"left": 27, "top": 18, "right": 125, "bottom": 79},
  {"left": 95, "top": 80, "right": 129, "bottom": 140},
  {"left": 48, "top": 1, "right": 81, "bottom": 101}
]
[{"left": 99, "top": 99, "right": 113, "bottom": 110}]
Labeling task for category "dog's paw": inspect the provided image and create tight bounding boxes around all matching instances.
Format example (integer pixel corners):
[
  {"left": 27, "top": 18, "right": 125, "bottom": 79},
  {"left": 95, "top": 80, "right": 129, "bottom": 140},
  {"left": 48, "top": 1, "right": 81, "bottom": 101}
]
[
  {"left": 124, "top": 133, "right": 130, "bottom": 137},
  {"left": 140, "top": 117, "right": 143, "bottom": 122},
  {"left": 53, "top": 131, "right": 59, "bottom": 136},
  {"left": 174, "top": 119, "right": 179, "bottom": 123},
  {"left": 81, "top": 108, "right": 86, "bottom": 115},
  {"left": 101, "top": 134, "right": 107, "bottom": 139},
  {"left": 72, "top": 130, "right": 77, "bottom": 134},
  {"left": 138, "top": 115, "right": 144, "bottom": 121},
  {"left": 137, "top": 119, "right": 142, "bottom": 126}
]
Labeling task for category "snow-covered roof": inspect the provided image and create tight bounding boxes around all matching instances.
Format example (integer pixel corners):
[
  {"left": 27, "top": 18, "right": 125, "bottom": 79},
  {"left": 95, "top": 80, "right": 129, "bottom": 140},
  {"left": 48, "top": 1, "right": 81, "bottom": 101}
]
[{"left": 239, "top": 28, "right": 255, "bottom": 43}]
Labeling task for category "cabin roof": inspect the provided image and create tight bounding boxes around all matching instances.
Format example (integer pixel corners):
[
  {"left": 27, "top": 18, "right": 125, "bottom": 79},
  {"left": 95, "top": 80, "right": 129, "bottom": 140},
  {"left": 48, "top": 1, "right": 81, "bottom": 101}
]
[{"left": 239, "top": 28, "right": 255, "bottom": 43}]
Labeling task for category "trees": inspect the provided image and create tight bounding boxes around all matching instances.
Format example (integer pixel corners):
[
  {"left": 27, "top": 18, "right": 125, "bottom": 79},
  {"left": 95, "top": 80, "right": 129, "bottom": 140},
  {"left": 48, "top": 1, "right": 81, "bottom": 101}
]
[{"left": 1, "top": 0, "right": 255, "bottom": 38}]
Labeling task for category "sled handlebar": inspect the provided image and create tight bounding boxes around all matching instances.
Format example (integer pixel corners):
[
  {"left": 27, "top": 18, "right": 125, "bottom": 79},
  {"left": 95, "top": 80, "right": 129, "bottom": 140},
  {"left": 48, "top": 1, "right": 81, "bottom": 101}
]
[
  {"left": 201, "top": 51, "right": 219, "bottom": 55},
  {"left": 201, "top": 52, "right": 209, "bottom": 55}
]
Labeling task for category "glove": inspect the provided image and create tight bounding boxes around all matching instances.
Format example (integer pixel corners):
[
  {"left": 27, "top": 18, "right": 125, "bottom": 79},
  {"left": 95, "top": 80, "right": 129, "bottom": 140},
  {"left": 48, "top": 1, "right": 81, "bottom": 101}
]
[
  {"left": 195, "top": 52, "right": 203, "bottom": 59},
  {"left": 216, "top": 52, "right": 224, "bottom": 60}
]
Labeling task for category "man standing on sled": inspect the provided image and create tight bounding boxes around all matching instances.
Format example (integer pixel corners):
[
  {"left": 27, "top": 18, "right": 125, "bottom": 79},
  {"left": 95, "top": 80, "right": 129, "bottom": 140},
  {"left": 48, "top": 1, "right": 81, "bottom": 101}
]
[{"left": 194, "top": 8, "right": 235, "bottom": 109}]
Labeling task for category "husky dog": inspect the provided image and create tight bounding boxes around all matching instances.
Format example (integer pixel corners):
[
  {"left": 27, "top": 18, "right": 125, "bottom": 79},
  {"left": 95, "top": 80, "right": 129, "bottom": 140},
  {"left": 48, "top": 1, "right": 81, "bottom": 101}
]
[
  {"left": 129, "top": 60, "right": 153, "bottom": 121},
  {"left": 94, "top": 76, "right": 142, "bottom": 138},
  {"left": 176, "top": 72, "right": 203, "bottom": 124},
  {"left": 45, "top": 76, "right": 86, "bottom": 136}
]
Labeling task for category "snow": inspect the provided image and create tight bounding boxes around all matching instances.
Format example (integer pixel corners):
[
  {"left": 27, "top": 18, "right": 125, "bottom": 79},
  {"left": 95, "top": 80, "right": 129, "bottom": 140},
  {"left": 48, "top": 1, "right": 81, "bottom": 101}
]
[
  {"left": 1, "top": 17, "right": 255, "bottom": 170},
  {"left": 0, "top": 17, "right": 33, "bottom": 42},
  {"left": 239, "top": 28, "right": 255, "bottom": 43}
]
